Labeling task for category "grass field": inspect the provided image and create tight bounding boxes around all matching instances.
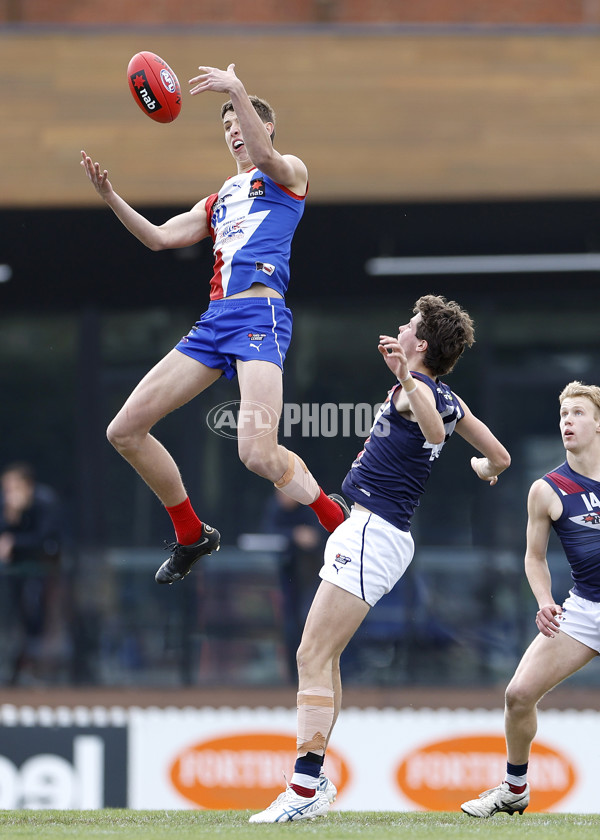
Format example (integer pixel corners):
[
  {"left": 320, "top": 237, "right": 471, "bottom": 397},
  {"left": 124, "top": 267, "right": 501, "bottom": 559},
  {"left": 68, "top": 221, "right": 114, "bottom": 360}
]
[{"left": 1, "top": 811, "right": 600, "bottom": 840}]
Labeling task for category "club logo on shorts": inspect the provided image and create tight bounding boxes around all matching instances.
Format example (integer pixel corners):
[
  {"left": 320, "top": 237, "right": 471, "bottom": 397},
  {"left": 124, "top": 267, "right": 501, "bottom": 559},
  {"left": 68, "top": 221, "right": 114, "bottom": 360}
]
[
  {"left": 248, "top": 333, "right": 267, "bottom": 352},
  {"left": 333, "top": 553, "right": 352, "bottom": 573},
  {"left": 249, "top": 177, "right": 265, "bottom": 197}
]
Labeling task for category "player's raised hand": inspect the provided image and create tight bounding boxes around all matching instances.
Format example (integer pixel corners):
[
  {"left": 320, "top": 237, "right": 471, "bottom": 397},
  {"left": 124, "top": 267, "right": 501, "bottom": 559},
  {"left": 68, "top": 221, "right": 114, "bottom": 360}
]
[
  {"left": 378, "top": 335, "right": 409, "bottom": 381},
  {"left": 189, "top": 63, "right": 238, "bottom": 95},
  {"left": 80, "top": 151, "right": 113, "bottom": 199}
]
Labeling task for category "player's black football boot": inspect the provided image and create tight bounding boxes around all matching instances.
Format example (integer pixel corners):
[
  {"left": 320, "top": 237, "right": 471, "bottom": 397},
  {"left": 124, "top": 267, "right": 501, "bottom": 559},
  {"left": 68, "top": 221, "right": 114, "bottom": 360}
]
[
  {"left": 155, "top": 523, "right": 221, "bottom": 584},
  {"left": 328, "top": 493, "right": 351, "bottom": 522}
]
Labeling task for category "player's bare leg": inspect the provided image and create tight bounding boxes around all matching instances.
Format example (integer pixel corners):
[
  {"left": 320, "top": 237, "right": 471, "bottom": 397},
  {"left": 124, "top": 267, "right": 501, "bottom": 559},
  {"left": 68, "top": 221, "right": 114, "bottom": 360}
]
[
  {"left": 107, "top": 350, "right": 223, "bottom": 583},
  {"left": 250, "top": 582, "right": 368, "bottom": 823},
  {"left": 462, "top": 630, "right": 595, "bottom": 817},
  {"left": 107, "top": 349, "right": 221, "bottom": 505},
  {"left": 298, "top": 581, "right": 370, "bottom": 695},
  {"left": 235, "top": 358, "right": 288, "bottom": 482},
  {"left": 505, "top": 630, "right": 596, "bottom": 762},
  {"left": 236, "top": 360, "right": 348, "bottom": 530}
]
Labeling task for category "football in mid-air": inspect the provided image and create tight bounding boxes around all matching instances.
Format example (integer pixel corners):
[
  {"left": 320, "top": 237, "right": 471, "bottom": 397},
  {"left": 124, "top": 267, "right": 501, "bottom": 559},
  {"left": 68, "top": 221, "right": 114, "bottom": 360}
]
[{"left": 127, "top": 51, "right": 181, "bottom": 123}]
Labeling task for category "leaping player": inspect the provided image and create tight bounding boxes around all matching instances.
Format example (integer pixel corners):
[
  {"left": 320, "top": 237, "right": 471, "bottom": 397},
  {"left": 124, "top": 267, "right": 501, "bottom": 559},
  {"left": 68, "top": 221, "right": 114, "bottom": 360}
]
[{"left": 80, "top": 63, "right": 349, "bottom": 584}]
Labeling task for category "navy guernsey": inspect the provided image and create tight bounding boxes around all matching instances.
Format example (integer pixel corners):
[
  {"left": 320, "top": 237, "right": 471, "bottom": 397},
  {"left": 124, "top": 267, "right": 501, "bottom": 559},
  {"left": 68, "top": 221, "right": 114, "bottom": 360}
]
[
  {"left": 341, "top": 371, "right": 464, "bottom": 531},
  {"left": 542, "top": 461, "right": 600, "bottom": 602}
]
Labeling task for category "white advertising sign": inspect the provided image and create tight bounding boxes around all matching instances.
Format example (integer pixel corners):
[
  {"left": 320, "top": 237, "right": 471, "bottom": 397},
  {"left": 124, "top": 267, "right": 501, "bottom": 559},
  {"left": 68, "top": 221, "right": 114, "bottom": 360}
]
[{"left": 128, "top": 706, "right": 599, "bottom": 812}]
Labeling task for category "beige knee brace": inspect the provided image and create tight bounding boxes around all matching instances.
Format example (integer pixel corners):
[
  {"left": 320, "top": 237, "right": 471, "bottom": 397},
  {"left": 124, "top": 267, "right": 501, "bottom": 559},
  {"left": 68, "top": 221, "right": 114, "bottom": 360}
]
[
  {"left": 274, "top": 451, "right": 318, "bottom": 505},
  {"left": 297, "top": 687, "right": 335, "bottom": 757}
]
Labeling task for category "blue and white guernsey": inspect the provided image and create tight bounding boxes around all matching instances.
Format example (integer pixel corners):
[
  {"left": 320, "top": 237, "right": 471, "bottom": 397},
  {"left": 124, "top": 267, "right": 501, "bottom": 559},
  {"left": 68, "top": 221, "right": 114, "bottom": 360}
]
[
  {"left": 205, "top": 168, "right": 306, "bottom": 300},
  {"left": 342, "top": 371, "right": 464, "bottom": 531},
  {"left": 542, "top": 461, "right": 600, "bottom": 601}
]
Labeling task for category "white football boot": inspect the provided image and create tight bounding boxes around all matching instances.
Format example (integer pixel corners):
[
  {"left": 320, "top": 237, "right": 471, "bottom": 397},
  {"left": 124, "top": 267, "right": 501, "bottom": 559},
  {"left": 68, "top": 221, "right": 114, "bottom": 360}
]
[
  {"left": 461, "top": 782, "right": 530, "bottom": 818},
  {"left": 249, "top": 786, "right": 330, "bottom": 823},
  {"left": 318, "top": 773, "right": 337, "bottom": 803}
]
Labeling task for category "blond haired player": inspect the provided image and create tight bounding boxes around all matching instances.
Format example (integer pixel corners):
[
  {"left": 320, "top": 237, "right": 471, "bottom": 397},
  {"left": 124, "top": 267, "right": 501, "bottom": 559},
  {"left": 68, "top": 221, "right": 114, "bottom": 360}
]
[{"left": 462, "top": 381, "right": 600, "bottom": 817}]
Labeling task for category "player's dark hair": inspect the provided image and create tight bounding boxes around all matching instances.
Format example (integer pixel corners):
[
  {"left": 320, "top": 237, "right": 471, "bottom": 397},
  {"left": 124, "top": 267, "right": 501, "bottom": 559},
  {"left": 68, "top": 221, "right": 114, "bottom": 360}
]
[
  {"left": 414, "top": 294, "right": 475, "bottom": 377},
  {"left": 221, "top": 95, "right": 276, "bottom": 144}
]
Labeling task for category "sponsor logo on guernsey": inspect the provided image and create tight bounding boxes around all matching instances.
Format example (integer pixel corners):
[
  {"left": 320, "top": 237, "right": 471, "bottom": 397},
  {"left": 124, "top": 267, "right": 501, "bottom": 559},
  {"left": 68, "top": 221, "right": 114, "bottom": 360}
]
[
  {"left": 219, "top": 220, "right": 245, "bottom": 243},
  {"left": 255, "top": 261, "right": 275, "bottom": 276},
  {"left": 249, "top": 177, "right": 265, "bottom": 197},
  {"left": 572, "top": 512, "right": 600, "bottom": 528}
]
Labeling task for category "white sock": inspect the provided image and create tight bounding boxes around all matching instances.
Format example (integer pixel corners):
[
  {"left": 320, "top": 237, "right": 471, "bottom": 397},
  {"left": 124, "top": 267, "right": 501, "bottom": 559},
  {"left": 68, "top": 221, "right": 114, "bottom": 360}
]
[
  {"left": 505, "top": 772, "right": 527, "bottom": 788},
  {"left": 290, "top": 772, "right": 318, "bottom": 793}
]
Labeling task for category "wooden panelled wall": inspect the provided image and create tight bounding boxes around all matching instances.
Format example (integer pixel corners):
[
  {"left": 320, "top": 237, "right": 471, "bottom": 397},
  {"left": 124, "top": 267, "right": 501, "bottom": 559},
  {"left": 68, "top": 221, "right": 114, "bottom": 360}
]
[{"left": 2, "top": 30, "right": 600, "bottom": 207}]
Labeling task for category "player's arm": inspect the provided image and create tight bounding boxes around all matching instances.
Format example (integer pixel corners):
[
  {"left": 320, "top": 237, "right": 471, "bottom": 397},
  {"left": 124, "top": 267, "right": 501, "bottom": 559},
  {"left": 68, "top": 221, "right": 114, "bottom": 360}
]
[
  {"left": 80, "top": 150, "right": 210, "bottom": 250},
  {"left": 188, "top": 64, "right": 308, "bottom": 194},
  {"left": 452, "top": 395, "right": 511, "bottom": 485},
  {"left": 379, "top": 335, "right": 445, "bottom": 445},
  {"left": 524, "top": 478, "right": 564, "bottom": 637}
]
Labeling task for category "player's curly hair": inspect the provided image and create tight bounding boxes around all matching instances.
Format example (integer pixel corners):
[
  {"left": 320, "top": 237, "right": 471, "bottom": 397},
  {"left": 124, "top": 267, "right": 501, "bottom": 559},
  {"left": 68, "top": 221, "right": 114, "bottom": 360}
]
[
  {"left": 414, "top": 294, "right": 475, "bottom": 377},
  {"left": 559, "top": 381, "right": 600, "bottom": 416},
  {"left": 221, "top": 95, "right": 276, "bottom": 144}
]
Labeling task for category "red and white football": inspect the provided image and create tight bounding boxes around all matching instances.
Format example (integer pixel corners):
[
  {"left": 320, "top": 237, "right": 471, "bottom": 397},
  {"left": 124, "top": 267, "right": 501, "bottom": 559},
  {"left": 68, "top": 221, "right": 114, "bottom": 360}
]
[{"left": 127, "top": 51, "right": 182, "bottom": 124}]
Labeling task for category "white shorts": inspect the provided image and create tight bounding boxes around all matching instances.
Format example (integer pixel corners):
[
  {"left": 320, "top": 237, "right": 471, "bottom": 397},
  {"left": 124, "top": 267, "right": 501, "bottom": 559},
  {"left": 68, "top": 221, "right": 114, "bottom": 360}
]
[
  {"left": 319, "top": 508, "right": 415, "bottom": 607},
  {"left": 559, "top": 590, "right": 600, "bottom": 653}
]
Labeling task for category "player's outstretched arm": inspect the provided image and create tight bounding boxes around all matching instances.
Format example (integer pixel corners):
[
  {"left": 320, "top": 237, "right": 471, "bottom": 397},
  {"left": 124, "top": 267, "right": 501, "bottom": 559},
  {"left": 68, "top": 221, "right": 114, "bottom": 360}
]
[
  {"left": 189, "top": 64, "right": 308, "bottom": 194},
  {"left": 453, "top": 396, "right": 511, "bottom": 485},
  {"left": 81, "top": 150, "right": 115, "bottom": 200},
  {"left": 80, "top": 151, "right": 209, "bottom": 250}
]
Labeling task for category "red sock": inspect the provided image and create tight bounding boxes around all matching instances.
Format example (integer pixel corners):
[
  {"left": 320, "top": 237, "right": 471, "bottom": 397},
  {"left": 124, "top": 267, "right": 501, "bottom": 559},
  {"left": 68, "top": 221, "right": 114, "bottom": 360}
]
[
  {"left": 309, "top": 489, "right": 344, "bottom": 533},
  {"left": 506, "top": 782, "right": 527, "bottom": 794},
  {"left": 290, "top": 784, "right": 317, "bottom": 798},
  {"left": 165, "top": 498, "right": 203, "bottom": 545}
]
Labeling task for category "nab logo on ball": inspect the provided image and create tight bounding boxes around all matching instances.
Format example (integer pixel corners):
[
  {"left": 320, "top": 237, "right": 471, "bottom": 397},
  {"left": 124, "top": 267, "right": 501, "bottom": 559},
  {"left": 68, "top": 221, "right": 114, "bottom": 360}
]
[
  {"left": 127, "top": 51, "right": 182, "bottom": 124},
  {"left": 129, "top": 68, "right": 163, "bottom": 117}
]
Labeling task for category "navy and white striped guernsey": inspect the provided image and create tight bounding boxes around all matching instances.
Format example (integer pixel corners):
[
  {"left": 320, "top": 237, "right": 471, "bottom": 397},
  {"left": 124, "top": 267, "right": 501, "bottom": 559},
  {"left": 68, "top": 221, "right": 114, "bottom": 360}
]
[
  {"left": 341, "top": 371, "right": 464, "bottom": 531},
  {"left": 542, "top": 461, "right": 600, "bottom": 602}
]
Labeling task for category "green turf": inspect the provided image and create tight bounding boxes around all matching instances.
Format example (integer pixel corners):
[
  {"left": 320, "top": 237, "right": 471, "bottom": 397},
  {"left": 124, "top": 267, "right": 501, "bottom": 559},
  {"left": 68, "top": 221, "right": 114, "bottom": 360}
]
[{"left": 1, "top": 811, "right": 600, "bottom": 840}]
